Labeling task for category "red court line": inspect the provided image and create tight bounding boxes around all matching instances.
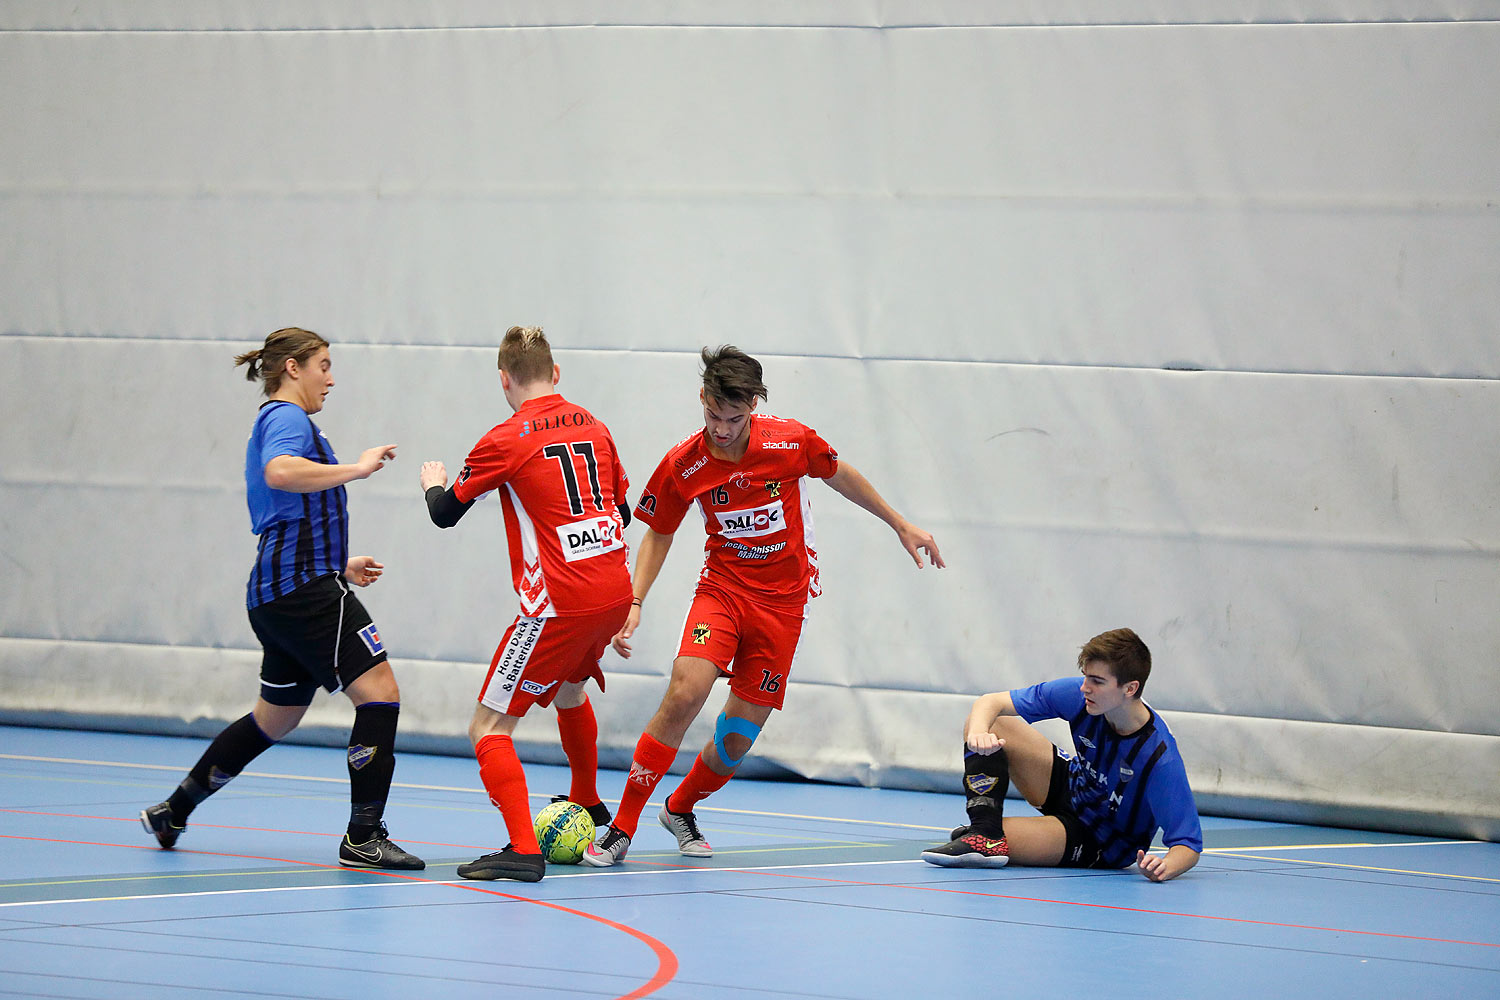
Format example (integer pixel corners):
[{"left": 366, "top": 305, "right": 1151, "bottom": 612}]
[
  {"left": 377, "top": 870, "right": 679, "bottom": 1000},
  {"left": 737, "top": 867, "right": 1500, "bottom": 950},
  {"left": 0, "top": 831, "right": 679, "bottom": 1000}
]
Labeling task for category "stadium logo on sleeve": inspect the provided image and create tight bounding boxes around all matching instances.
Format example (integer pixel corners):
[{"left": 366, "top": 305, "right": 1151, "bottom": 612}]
[
  {"left": 691, "top": 623, "right": 711, "bottom": 645},
  {"left": 357, "top": 623, "right": 384, "bottom": 656}
]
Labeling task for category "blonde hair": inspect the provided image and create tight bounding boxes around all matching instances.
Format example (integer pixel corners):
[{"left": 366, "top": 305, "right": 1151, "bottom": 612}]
[
  {"left": 233, "top": 327, "right": 329, "bottom": 396},
  {"left": 497, "top": 325, "right": 554, "bottom": 384}
]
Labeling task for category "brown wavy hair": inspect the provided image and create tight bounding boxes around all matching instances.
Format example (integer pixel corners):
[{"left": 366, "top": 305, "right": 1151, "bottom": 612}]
[
  {"left": 233, "top": 327, "right": 329, "bottom": 396},
  {"left": 700, "top": 345, "right": 768, "bottom": 407}
]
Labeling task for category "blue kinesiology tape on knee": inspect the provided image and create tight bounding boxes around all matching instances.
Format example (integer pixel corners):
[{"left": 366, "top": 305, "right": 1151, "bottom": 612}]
[{"left": 713, "top": 712, "right": 763, "bottom": 769}]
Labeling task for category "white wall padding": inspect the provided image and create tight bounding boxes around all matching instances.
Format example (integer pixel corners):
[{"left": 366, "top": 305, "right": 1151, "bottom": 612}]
[{"left": 2, "top": 7, "right": 1497, "bottom": 839}]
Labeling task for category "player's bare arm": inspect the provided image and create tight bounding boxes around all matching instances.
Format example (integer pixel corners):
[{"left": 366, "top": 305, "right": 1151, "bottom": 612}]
[
  {"left": 823, "top": 462, "right": 945, "bottom": 569},
  {"left": 1137, "top": 845, "right": 1201, "bottom": 882},
  {"left": 265, "top": 445, "right": 396, "bottom": 492},
  {"left": 964, "top": 691, "right": 1016, "bottom": 753},
  {"left": 611, "top": 527, "right": 675, "bottom": 657}
]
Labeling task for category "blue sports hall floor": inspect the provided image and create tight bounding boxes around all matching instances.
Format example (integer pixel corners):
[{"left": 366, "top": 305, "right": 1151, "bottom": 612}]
[{"left": 1, "top": 724, "right": 1496, "bottom": 999}]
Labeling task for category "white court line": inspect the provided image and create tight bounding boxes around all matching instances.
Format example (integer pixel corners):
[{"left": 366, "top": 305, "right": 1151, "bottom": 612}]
[
  {"left": 3, "top": 753, "right": 1488, "bottom": 846},
  {"left": 1204, "top": 840, "right": 1476, "bottom": 853},
  {"left": 7, "top": 837, "right": 1494, "bottom": 911},
  {"left": 0, "top": 753, "right": 950, "bottom": 831}
]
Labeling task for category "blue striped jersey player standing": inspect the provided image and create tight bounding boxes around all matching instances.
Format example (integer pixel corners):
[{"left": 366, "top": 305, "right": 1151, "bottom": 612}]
[
  {"left": 141, "top": 327, "right": 424, "bottom": 870},
  {"left": 922, "top": 628, "right": 1202, "bottom": 882}
]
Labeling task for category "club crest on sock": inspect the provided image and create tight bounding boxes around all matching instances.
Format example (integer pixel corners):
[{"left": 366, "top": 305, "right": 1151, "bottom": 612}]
[
  {"left": 348, "top": 745, "right": 378, "bottom": 770},
  {"left": 965, "top": 773, "right": 998, "bottom": 795}
]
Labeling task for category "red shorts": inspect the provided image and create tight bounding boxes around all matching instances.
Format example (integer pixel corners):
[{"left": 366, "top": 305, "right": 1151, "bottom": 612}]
[
  {"left": 675, "top": 585, "right": 808, "bottom": 710},
  {"left": 479, "top": 601, "right": 631, "bottom": 717}
]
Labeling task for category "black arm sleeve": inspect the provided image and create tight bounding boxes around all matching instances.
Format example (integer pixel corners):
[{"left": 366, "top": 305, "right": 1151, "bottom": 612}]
[
  {"left": 617, "top": 500, "right": 632, "bottom": 529},
  {"left": 426, "top": 485, "right": 476, "bottom": 528}
]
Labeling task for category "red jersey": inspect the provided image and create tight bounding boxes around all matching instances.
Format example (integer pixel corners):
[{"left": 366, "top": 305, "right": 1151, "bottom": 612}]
[
  {"left": 453, "top": 394, "right": 631, "bottom": 617},
  {"left": 635, "top": 414, "right": 838, "bottom": 609}
]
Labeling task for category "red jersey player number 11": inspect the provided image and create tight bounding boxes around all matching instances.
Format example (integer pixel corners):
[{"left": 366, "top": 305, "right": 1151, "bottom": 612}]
[{"left": 420, "top": 326, "right": 633, "bottom": 884}]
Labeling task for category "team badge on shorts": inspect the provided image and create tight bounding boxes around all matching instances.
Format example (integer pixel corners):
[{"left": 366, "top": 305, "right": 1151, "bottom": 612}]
[
  {"left": 965, "top": 774, "right": 999, "bottom": 795},
  {"left": 691, "top": 622, "right": 711, "bottom": 645},
  {"left": 357, "top": 623, "right": 384, "bottom": 656},
  {"left": 764, "top": 480, "right": 781, "bottom": 498},
  {"left": 348, "top": 745, "right": 377, "bottom": 771}
]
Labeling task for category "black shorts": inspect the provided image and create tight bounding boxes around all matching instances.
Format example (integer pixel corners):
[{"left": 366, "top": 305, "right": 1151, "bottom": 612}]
[
  {"left": 1039, "top": 746, "right": 1111, "bottom": 869},
  {"left": 247, "top": 573, "right": 387, "bottom": 707}
]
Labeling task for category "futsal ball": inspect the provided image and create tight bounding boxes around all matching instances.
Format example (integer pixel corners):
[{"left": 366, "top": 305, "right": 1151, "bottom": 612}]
[{"left": 533, "top": 800, "right": 596, "bottom": 864}]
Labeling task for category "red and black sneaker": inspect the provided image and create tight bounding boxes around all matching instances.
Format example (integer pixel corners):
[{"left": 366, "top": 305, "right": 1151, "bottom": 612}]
[{"left": 920, "top": 832, "right": 1010, "bottom": 868}]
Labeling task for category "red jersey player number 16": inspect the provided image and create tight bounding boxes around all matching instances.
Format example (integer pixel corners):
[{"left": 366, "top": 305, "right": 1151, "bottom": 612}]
[{"left": 582, "top": 344, "right": 945, "bottom": 869}]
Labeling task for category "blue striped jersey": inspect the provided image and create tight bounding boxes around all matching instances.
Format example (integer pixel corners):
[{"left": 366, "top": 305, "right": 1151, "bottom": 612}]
[
  {"left": 1010, "top": 677, "right": 1202, "bottom": 867},
  {"left": 244, "top": 401, "right": 348, "bottom": 608}
]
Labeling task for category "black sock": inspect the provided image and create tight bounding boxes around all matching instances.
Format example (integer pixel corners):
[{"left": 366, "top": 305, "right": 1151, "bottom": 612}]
[
  {"left": 168, "top": 713, "right": 276, "bottom": 823},
  {"left": 962, "top": 744, "right": 1009, "bottom": 838},
  {"left": 346, "top": 702, "right": 399, "bottom": 841}
]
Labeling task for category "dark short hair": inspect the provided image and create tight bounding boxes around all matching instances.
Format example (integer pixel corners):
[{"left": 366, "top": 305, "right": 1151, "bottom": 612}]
[
  {"left": 497, "top": 326, "right": 554, "bottom": 384},
  {"left": 701, "top": 345, "right": 768, "bottom": 407},
  {"left": 1077, "top": 628, "right": 1152, "bottom": 696}
]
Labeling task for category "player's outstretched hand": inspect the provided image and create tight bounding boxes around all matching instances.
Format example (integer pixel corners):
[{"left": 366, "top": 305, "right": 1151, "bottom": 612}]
[
  {"left": 345, "top": 556, "right": 384, "bottom": 587},
  {"left": 357, "top": 444, "right": 398, "bottom": 479},
  {"left": 897, "top": 522, "right": 946, "bottom": 569},
  {"left": 1137, "top": 850, "right": 1168, "bottom": 882},
  {"left": 965, "top": 731, "right": 1004, "bottom": 755},
  {"left": 610, "top": 605, "right": 641, "bottom": 658},
  {"left": 420, "top": 460, "right": 448, "bottom": 491}
]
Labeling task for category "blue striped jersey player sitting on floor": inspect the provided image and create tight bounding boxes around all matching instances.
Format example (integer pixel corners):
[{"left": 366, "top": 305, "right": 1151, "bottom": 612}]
[{"left": 922, "top": 627, "right": 1202, "bottom": 882}]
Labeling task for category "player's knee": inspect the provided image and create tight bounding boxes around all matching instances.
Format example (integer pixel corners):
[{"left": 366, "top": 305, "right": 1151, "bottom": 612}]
[
  {"left": 721, "top": 733, "right": 753, "bottom": 763},
  {"left": 253, "top": 702, "right": 306, "bottom": 741},
  {"left": 658, "top": 684, "right": 703, "bottom": 725},
  {"left": 713, "top": 712, "right": 762, "bottom": 770},
  {"left": 349, "top": 663, "right": 400, "bottom": 705},
  {"left": 468, "top": 706, "right": 515, "bottom": 747}
]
